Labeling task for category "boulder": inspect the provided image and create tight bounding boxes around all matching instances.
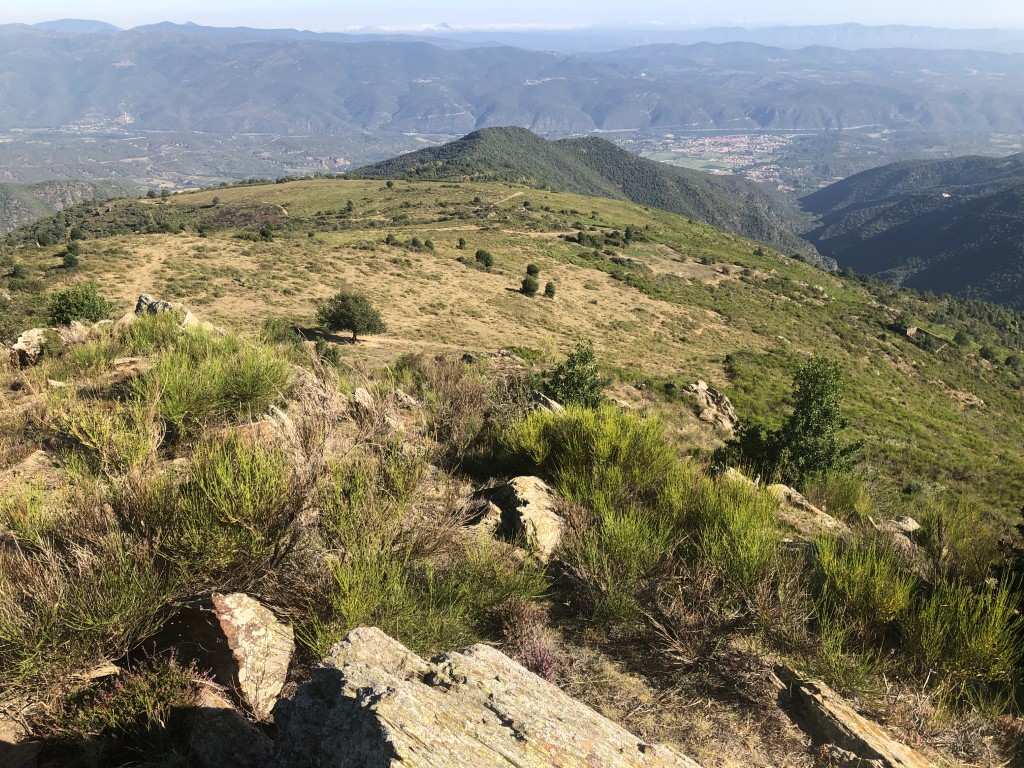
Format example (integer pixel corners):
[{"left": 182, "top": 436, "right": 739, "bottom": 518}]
[
  {"left": 684, "top": 380, "right": 738, "bottom": 433},
  {"left": 351, "top": 387, "right": 376, "bottom": 412},
  {"left": 54, "top": 320, "right": 92, "bottom": 346},
  {"left": 133, "top": 293, "right": 198, "bottom": 326},
  {"left": 465, "top": 476, "right": 562, "bottom": 562},
  {"left": 274, "top": 626, "right": 701, "bottom": 768},
  {"left": 775, "top": 666, "right": 935, "bottom": 768},
  {"left": 152, "top": 593, "right": 294, "bottom": 722},
  {"left": 11, "top": 328, "right": 48, "bottom": 367}
]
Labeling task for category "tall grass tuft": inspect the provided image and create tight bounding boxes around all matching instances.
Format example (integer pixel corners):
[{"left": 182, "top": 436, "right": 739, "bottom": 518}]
[
  {"left": 813, "top": 534, "right": 916, "bottom": 642},
  {"left": 132, "top": 328, "right": 291, "bottom": 439},
  {"left": 125, "top": 432, "right": 303, "bottom": 590},
  {"left": 49, "top": 395, "right": 163, "bottom": 475},
  {"left": 901, "top": 578, "right": 1024, "bottom": 712},
  {"left": 497, "top": 405, "right": 690, "bottom": 518}
]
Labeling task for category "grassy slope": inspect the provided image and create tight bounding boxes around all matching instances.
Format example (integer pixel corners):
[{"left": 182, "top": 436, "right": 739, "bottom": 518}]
[
  {"left": 0, "top": 180, "right": 134, "bottom": 234},
  {"left": 3, "top": 177, "right": 1023, "bottom": 522}
]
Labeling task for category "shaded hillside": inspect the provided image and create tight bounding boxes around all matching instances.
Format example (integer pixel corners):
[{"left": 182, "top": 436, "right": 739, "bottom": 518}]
[
  {"left": 350, "top": 128, "right": 823, "bottom": 263},
  {"left": 0, "top": 179, "right": 134, "bottom": 234},
  {"left": 802, "top": 154, "right": 1024, "bottom": 307}
]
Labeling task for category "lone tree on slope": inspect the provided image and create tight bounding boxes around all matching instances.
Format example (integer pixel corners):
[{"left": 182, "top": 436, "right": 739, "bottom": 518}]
[{"left": 316, "top": 288, "right": 387, "bottom": 342}]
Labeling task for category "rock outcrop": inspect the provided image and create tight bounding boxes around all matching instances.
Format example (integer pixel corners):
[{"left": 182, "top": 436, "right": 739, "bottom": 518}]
[
  {"left": 766, "top": 483, "right": 848, "bottom": 538},
  {"left": 133, "top": 293, "right": 198, "bottom": 325},
  {"left": 465, "top": 476, "right": 563, "bottom": 562},
  {"left": 275, "top": 626, "right": 701, "bottom": 768},
  {"left": 528, "top": 390, "right": 566, "bottom": 415},
  {"left": 10, "top": 328, "right": 49, "bottom": 367},
  {"left": 152, "top": 593, "right": 294, "bottom": 722},
  {"left": 775, "top": 666, "right": 935, "bottom": 768},
  {"left": 684, "top": 380, "right": 738, "bottom": 433}
]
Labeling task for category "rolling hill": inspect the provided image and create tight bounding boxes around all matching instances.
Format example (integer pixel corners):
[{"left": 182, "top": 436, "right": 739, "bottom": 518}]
[
  {"left": 349, "top": 127, "right": 824, "bottom": 263},
  {"left": 802, "top": 154, "right": 1024, "bottom": 307}
]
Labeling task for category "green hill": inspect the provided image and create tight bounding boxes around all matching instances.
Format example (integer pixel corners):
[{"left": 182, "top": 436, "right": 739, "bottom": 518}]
[
  {"left": 802, "top": 154, "right": 1024, "bottom": 307},
  {"left": 349, "top": 127, "right": 825, "bottom": 264}
]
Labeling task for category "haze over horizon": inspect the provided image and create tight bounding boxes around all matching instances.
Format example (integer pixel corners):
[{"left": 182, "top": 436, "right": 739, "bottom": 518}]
[{"left": 2, "top": 0, "right": 1024, "bottom": 32}]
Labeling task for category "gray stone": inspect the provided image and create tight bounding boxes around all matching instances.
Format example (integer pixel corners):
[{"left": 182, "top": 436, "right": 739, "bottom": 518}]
[
  {"left": 275, "top": 626, "right": 701, "bottom": 768},
  {"left": 528, "top": 390, "right": 565, "bottom": 415}
]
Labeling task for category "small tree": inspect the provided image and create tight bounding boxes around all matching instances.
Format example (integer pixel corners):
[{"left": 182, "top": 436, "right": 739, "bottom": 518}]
[
  {"left": 316, "top": 289, "right": 387, "bottom": 342},
  {"left": 475, "top": 250, "right": 494, "bottom": 268},
  {"left": 544, "top": 281, "right": 556, "bottom": 298},
  {"left": 457, "top": 237, "right": 467, "bottom": 250},
  {"left": 521, "top": 276, "right": 539, "bottom": 296},
  {"left": 542, "top": 339, "right": 607, "bottom": 408},
  {"left": 526, "top": 263, "right": 540, "bottom": 277},
  {"left": 725, "top": 356, "right": 861, "bottom": 485}
]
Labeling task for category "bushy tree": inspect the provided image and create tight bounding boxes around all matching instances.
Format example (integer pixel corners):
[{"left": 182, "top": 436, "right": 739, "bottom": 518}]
[
  {"left": 316, "top": 289, "right": 387, "bottom": 341},
  {"left": 521, "top": 276, "right": 539, "bottom": 296},
  {"left": 526, "top": 263, "right": 540, "bottom": 277},
  {"left": 542, "top": 339, "right": 608, "bottom": 408},
  {"left": 725, "top": 356, "right": 861, "bottom": 485},
  {"left": 475, "top": 250, "right": 493, "bottom": 268},
  {"left": 544, "top": 281, "right": 556, "bottom": 299},
  {"left": 48, "top": 283, "right": 112, "bottom": 325}
]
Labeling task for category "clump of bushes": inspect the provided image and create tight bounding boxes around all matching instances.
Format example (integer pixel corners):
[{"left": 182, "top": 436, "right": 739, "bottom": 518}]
[{"left": 48, "top": 283, "right": 112, "bottom": 325}]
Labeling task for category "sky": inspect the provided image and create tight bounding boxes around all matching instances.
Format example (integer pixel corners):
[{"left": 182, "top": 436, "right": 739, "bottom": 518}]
[{"left": 1, "top": 0, "right": 1023, "bottom": 31}]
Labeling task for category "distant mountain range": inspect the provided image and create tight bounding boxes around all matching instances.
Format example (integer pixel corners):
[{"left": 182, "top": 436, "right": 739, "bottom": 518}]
[
  {"left": 3, "top": 24, "right": 1024, "bottom": 136},
  {"left": 17, "top": 20, "right": 1024, "bottom": 53},
  {"left": 350, "top": 127, "right": 823, "bottom": 263},
  {"left": 802, "top": 155, "right": 1024, "bottom": 308}
]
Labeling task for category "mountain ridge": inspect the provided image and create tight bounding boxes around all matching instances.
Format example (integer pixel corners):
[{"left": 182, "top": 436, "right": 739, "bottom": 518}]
[
  {"left": 802, "top": 154, "right": 1024, "bottom": 307},
  {"left": 349, "top": 127, "right": 825, "bottom": 264}
]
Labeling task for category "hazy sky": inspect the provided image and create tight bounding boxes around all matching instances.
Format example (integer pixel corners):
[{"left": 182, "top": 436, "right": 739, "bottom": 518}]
[{"left": 2, "top": 0, "right": 1023, "bottom": 31}]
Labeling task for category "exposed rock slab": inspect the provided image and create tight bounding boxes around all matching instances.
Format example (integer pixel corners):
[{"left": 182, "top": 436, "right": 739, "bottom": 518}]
[
  {"left": 11, "top": 328, "right": 48, "bottom": 367},
  {"left": 152, "top": 593, "right": 294, "bottom": 721},
  {"left": 776, "top": 667, "right": 935, "bottom": 768},
  {"left": 134, "top": 293, "right": 198, "bottom": 325},
  {"left": 528, "top": 390, "right": 565, "bottom": 415},
  {"left": 275, "top": 626, "right": 700, "bottom": 768},
  {"left": 465, "top": 476, "right": 562, "bottom": 562}
]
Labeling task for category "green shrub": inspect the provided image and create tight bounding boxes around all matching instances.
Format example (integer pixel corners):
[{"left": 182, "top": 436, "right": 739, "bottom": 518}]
[
  {"left": 813, "top": 535, "right": 916, "bottom": 642},
  {"left": 48, "top": 283, "right": 112, "bottom": 325},
  {"left": 262, "top": 316, "right": 304, "bottom": 346},
  {"left": 49, "top": 396, "right": 163, "bottom": 475},
  {"left": 475, "top": 249, "right": 493, "bottom": 268},
  {"left": 133, "top": 329, "right": 290, "bottom": 439},
  {"left": 689, "top": 478, "right": 779, "bottom": 594},
  {"left": 135, "top": 433, "right": 302, "bottom": 589},
  {"left": 914, "top": 493, "right": 1002, "bottom": 586},
  {"left": 116, "top": 312, "right": 183, "bottom": 356},
  {"left": 544, "top": 281, "right": 556, "bottom": 298},
  {"left": 520, "top": 276, "right": 539, "bottom": 296},
  {"left": 562, "top": 506, "right": 676, "bottom": 627},
  {"left": 803, "top": 471, "right": 875, "bottom": 523},
  {"left": 61, "top": 252, "right": 79, "bottom": 269},
  {"left": 541, "top": 339, "right": 607, "bottom": 409},
  {"left": 497, "top": 405, "right": 688, "bottom": 518},
  {"left": 526, "top": 263, "right": 540, "bottom": 277}
]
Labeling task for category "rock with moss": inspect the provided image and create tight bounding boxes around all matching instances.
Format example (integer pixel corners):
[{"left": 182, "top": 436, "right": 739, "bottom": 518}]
[{"left": 275, "top": 626, "right": 701, "bottom": 767}]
